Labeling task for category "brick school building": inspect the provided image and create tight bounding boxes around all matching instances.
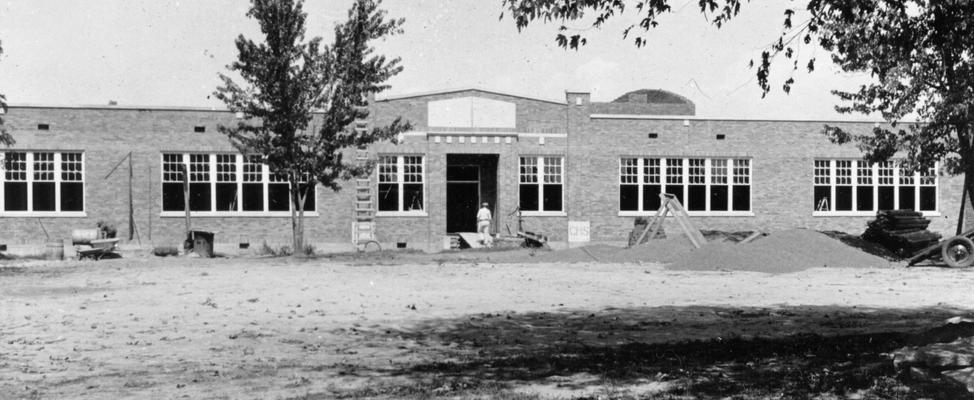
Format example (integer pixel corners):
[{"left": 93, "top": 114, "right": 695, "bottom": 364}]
[{"left": 0, "top": 88, "right": 962, "bottom": 252}]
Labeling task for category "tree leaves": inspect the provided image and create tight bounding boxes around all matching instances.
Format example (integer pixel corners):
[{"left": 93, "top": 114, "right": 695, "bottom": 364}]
[
  {"left": 0, "top": 39, "right": 13, "bottom": 147},
  {"left": 214, "top": 0, "right": 410, "bottom": 248}
]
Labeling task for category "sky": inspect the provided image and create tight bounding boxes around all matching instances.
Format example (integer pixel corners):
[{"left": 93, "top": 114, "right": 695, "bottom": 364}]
[{"left": 0, "top": 0, "right": 876, "bottom": 120}]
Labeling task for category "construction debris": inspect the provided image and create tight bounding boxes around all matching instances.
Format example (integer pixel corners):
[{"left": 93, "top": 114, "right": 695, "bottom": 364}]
[{"left": 862, "top": 210, "right": 941, "bottom": 256}]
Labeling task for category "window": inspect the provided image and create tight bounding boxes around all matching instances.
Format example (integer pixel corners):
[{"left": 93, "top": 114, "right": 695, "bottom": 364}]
[
  {"left": 619, "top": 157, "right": 751, "bottom": 214},
  {"left": 519, "top": 156, "right": 564, "bottom": 213},
  {"left": 161, "top": 153, "right": 315, "bottom": 214},
  {"left": 813, "top": 159, "right": 937, "bottom": 214},
  {"left": 1, "top": 152, "right": 85, "bottom": 215},
  {"left": 377, "top": 155, "right": 425, "bottom": 213}
]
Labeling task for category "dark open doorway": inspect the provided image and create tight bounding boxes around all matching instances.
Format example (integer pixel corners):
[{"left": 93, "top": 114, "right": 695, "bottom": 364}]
[{"left": 446, "top": 154, "right": 498, "bottom": 233}]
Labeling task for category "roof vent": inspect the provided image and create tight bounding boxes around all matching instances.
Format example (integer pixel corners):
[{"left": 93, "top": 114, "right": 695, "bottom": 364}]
[
  {"left": 37, "top": 123, "right": 50, "bottom": 131},
  {"left": 716, "top": 134, "right": 726, "bottom": 140},
  {"left": 648, "top": 133, "right": 659, "bottom": 139},
  {"left": 194, "top": 126, "right": 206, "bottom": 133},
  {"left": 108, "top": 100, "right": 118, "bottom": 106}
]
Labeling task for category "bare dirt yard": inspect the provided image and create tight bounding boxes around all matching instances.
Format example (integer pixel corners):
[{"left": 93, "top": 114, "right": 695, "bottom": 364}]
[{"left": 3, "top": 240, "right": 974, "bottom": 399}]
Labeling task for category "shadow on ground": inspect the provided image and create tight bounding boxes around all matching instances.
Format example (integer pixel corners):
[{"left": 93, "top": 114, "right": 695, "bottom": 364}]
[{"left": 320, "top": 305, "right": 974, "bottom": 399}]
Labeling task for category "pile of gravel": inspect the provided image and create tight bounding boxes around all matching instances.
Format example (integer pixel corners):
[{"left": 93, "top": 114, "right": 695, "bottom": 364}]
[{"left": 666, "top": 229, "right": 892, "bottom": 273}]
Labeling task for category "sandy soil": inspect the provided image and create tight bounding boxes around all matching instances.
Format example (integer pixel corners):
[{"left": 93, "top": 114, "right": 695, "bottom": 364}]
[{"left": 1, "top": 254, "right": 973, "bottom": 399}]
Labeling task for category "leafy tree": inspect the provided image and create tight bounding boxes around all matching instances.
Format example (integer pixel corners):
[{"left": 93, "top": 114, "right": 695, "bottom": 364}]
[
  {"left": 0, "top": 39, "right": 14, "bottom": 146},
  {"left": 215, "top": 0, "right": 410, "bottom": 254},
  {"left": 501, "top": 0, "right": 974, "bottom": 231}
]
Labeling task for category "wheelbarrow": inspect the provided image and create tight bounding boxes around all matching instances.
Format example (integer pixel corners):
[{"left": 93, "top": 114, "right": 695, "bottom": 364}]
[
  {"left": 71, "top": 229, "right": 120, "bottom": 260},
  {"left": 907, "top": 228, "right": 974, "bottom": 268}
]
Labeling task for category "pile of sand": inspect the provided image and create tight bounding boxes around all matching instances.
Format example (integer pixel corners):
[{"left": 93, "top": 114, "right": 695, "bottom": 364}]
[
  {"left": 519, "top": 229, "right": 892, "bottom": 274},
  {"left": 666, "top": 229, "right": 892, "bottom": 273}
]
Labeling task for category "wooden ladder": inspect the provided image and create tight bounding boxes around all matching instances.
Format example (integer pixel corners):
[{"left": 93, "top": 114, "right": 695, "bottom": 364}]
[
  {"left": 351, "top": 118, "right": 376, "bottom": 246},
  {"left": 630, "top": 193, "right": 707, "bottom": 249}
]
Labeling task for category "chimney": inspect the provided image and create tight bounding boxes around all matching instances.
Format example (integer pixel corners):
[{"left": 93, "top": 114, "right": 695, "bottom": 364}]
[{"left": 566, "top": 91, "right": 590, "bottom": 106}]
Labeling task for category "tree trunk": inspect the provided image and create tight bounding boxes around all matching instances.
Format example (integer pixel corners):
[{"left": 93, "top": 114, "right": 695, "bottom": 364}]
[{"left": 289, "top": 174, "right": 308, "bottom": 258}]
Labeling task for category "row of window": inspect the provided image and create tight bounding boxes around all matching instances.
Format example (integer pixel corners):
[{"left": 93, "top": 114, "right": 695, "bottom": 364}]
[
  {"left": 619, "top": 157, "right": 751, "bottom": 213},
  {"left": 161, "top": 153, "right": 315, "bottom": 214},
  {"left": 2, "top": 152, "right": 85, "bottom": 213},
  {"left": 0, "top": 152, "right": 942, "bottom": 216},
  {"left": 813, "top": 159, "right": 937, "bottom": 213}
]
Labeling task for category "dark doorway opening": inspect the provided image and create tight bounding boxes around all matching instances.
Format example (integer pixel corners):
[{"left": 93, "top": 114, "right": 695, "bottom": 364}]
[{"left": 446, "top": 154, "right": 498, "bottom": 233}]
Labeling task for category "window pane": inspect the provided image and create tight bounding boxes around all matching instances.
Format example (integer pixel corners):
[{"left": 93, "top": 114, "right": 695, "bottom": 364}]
[
  {"left": 620, "top": 185, "right": 639, "bottom": 211},
  {"left": 878, "top": 186, "right": 895, "bottom": 210},
  {"left": 665, "top": 159, "right": 683, "bottom": 184},
  {"left": 378, "top": 156, "right": 399, "bottom": 183},
  {"left": 620, "top": 158, "right": 638, "bottom": 184},
  {"left": 242, "top": 183, "right": 264, "bottom": 211},
  {"left": 216, "top": 183, "right": 237, "bottom": 211},
  {"left": 644, "top": 158, "right": 661, "bottom": 184},
  {"left": 32, "top": 182, "right": 56, "bottom": 211},
  {"left": 403, "top": 183, "right": 423, "bottom": 211},
  {"left": 162, "top": 182, "right": 185, "bottom": 211},
  {"left": 519, "top": 184, "right": 539, "bottom": 211},
  {"left": 189, "top": 154, "right": 210, "bottom": 183},
  {"left": 732, "top": 159, "right": 750, "bottom": 184},
  {"left": 711, "top": 159, "right": 728, "bottom": 185},
  {"left": 814, "top": 186, "right": 831, "bottom": 211},
  {"left": 732, "top": 186, "right": 750, "bottom": 212},
  {"left": 542, "top": 184, "right": 562, "bottom": 211},
  {"left": 519, "top": 157, "right": 538, "bottom": 183},
  {"left": 378, "top": 183, "right": 399, "bottom": 211},
  {"left": 61, "top": 182, "right": 84, "bottom": 211},
  {"left": 920, "top": 186, "right": 936, "bottom": 211},
  {"left": 189, "top": 183, "right": 211, "bottom": 211},
  {"left": 216, "top": 154, "right": 236, "bottom": 183},
  {"left": 710, "top": 185, "right": 729, "bottom": 211},
  {"left": 835, "top": 186, "right": 853, "bottom": 211},
  {"left": 4, "top": 182, "right": 27, "bottom": 211},
  {"left": 403, "top": 156, "right": 424, "bottom": 183},
  {"left": 643, "top": 185, "right": 662, "bottom": 211},
  {"left": 664, "top": 185, "right": 683, "bottom": 205},
  {"left": 899, "top": 186, "right": 916, "bottom": 210},
  {"left": 543, "top": 157, "right": 563, "bottom": 184},
  {"left": 856, "top": 186, "right": 874, "bottom": 212},
  {"left": 814, "top": 160, "right": 830, "bottom": 185},
  {"left": 162, "top": 154, "right": 184, "bottom": 183},
  {"left": 4, "top": 152, "right": 27, "bottom": 182},
  {"left": 687, "top": 185, "right": 706, "bottom": 211},
  {"left": 268, "top": 183, "right": 290, "bottom": 211}
]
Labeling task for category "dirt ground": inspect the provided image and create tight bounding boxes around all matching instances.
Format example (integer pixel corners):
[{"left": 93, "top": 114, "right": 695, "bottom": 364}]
[{"left": 2, "top": 251, "right": 974, "bottom": 399}]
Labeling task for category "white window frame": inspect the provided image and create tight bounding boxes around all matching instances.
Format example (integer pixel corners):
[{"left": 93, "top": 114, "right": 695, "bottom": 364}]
[
  {"left": 0, "top": 151, "right": 86, "bottom": 217},
  {"left": 518, "top": 155, "right": 566, "bottom": 216},
  {"left": 375, "top": 154, "right": 427, "bottom": 217},
  {"left": 812, "top": 158, "right": 939, "bottom": 217},
  {"left": 618, "top": 156, "right": 754, "bottom": 217},
  {"left": 159, "top": 152, "right": 317, "bottom": 217}
]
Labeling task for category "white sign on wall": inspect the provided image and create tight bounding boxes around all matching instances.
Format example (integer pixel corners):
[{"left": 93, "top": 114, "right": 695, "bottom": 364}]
[
  {"left": 427, "top": 96, "right": 516, "bottom": 128},
  {"left": 568, "top": 221, "right": 591, "bottom": 243}
]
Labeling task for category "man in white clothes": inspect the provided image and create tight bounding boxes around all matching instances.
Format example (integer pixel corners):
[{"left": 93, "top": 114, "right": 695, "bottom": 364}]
[{"left": 477, "top": 202, "right": 493, "bottom": 247}]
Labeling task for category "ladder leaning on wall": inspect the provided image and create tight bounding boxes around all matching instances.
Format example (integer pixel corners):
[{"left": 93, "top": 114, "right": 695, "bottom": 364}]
[{"left": 352, "top": 118, "right": 380, "bottom": 252}]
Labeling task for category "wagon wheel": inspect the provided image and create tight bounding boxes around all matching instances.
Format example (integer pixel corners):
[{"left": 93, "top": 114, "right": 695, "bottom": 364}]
[{"left": 941, "top": 236, "right": 974, "bottom": 268}]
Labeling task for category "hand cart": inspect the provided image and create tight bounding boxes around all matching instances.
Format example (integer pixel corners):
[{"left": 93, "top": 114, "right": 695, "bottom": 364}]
[{"left": 907, "top": 228, "right": 974, "bottom": 268}]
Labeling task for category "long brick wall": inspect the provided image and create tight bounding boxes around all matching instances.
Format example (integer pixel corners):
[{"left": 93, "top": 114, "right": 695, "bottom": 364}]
[{"left": 0, "top": 88, "right": 963, "bottom": 253}]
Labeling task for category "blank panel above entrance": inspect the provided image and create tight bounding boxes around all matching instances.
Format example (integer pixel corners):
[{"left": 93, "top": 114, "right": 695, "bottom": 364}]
[{"left": 428, "top": 97, "right": 516, "bottom": 128}]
